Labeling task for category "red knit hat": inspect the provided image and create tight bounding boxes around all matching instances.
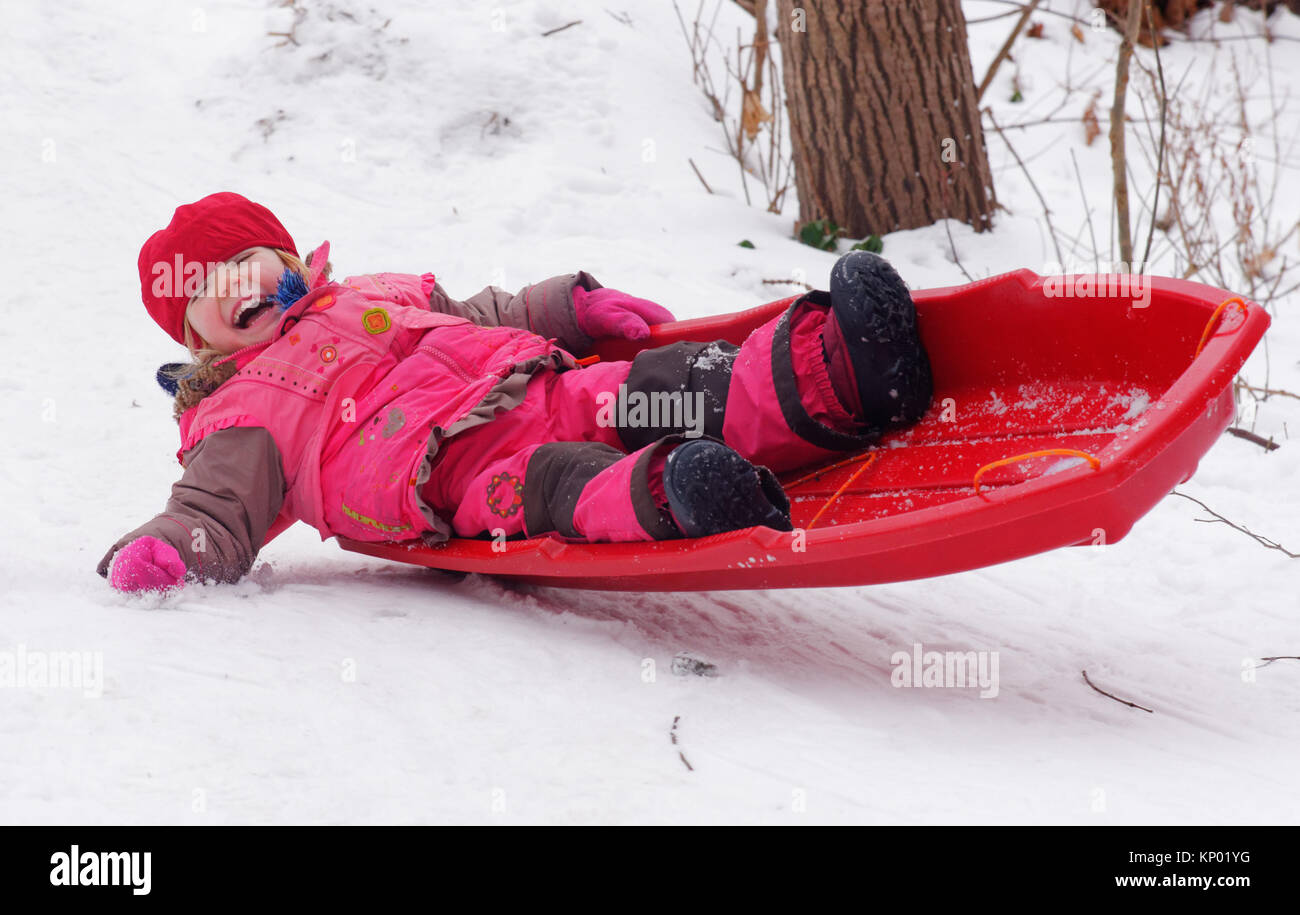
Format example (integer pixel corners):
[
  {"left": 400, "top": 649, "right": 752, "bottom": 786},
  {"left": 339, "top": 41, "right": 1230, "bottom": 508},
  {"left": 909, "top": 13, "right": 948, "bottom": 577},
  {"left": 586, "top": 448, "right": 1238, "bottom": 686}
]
[{"left": 138, "top": 192, "right": 298, "bottom": 345}]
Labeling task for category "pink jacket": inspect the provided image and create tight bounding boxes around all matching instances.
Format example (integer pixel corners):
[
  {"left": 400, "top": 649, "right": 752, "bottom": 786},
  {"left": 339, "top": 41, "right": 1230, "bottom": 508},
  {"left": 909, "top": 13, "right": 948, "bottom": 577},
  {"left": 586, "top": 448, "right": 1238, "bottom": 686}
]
[{"left": 98, "top": 242, "right": 602, "bottom": 582}]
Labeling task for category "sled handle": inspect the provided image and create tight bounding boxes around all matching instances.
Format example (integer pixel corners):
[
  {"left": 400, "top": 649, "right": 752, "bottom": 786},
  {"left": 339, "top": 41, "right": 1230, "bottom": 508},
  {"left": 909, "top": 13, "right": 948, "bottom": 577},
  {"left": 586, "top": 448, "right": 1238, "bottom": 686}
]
[
  {"left": 1194, "top": 296, "right": 1249, "bottom": 358},
  {"left": 973, "top": 448, "right": 1101, "bottom": 500}
]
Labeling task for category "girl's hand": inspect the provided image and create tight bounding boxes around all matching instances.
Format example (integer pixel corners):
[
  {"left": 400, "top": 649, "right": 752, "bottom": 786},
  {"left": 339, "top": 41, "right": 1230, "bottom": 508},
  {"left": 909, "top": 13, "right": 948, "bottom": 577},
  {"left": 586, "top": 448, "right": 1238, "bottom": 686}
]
[
  {"left": 109, "top": 536, "right": 188, "bottom": 593},
  {"left": 573, "top": 287, "right": 675, "bottom": 342}
]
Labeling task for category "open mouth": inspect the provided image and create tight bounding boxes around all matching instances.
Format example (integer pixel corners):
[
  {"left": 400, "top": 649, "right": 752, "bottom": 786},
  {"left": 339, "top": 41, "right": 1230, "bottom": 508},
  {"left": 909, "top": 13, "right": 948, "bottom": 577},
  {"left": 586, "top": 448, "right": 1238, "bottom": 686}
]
[{"left": 233, "top": 296, "right": 275, "bottom": 330}]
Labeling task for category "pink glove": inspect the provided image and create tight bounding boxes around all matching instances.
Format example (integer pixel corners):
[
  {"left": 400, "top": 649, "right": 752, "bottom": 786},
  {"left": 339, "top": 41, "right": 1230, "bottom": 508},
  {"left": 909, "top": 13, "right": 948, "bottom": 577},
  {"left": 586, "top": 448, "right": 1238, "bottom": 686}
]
[
  {"left": 572, "top": 287, "right": 675, "bottom": 342},
  {"left": 109, "top": 536, "right": 188, "bottom": 593}
]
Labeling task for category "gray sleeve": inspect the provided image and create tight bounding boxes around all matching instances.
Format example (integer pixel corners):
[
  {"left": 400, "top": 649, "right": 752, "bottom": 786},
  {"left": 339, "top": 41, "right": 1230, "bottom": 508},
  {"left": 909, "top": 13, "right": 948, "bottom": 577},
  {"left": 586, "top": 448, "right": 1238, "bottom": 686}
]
[
  {"left": 96, "top": 426, "right": 287, "bottom": 585},
  {"left": 426, "top": 270, "right": 603, "bottom": 355}
]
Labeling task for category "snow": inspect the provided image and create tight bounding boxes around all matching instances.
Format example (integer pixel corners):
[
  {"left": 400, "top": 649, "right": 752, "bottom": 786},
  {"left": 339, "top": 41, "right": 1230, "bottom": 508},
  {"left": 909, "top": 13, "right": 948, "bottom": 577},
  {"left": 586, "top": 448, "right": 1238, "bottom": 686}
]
[{"left": 3, "top": 0, "right": 1299, "bottom": 824}]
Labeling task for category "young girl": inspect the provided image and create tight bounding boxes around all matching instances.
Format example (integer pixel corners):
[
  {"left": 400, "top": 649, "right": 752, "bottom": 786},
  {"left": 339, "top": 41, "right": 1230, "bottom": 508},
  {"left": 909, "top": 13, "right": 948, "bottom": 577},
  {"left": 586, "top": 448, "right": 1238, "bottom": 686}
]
[{"left": 99, "top": 192, "right": 932, "bottom": 593}]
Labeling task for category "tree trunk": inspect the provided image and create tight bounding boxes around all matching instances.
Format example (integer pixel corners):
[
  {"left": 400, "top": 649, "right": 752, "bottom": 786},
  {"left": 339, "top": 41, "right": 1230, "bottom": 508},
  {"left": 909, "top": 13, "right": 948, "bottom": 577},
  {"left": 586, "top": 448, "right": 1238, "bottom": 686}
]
[{"left": 775, "top": 0, "right": 995, "bottom": 235}]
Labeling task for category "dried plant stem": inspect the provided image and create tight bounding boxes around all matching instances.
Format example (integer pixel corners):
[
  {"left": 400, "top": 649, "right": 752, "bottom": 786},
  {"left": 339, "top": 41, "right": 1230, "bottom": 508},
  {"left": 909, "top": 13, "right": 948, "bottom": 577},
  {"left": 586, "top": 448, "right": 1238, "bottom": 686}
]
[
  {"left": 943, "top": 217, "right": 975, "bottom": 282},
  {"left": 1070, "top": 148, "right": 1100, "bottom": 273},
  {"left": 688, "top": 157, "right": 714, "bottom": 194}
]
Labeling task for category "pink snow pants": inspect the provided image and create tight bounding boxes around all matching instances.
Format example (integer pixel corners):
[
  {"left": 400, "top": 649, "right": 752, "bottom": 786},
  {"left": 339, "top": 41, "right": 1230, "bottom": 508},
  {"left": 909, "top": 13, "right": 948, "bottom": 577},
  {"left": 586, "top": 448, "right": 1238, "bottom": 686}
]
[{"left": 420, "top": 295, "right": 877, "bottom": 542}]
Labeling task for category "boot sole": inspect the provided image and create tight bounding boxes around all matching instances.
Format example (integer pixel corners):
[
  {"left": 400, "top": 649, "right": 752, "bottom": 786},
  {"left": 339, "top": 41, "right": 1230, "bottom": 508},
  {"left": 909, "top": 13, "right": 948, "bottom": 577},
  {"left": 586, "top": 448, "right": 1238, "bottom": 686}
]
[
  {"left": 663, "top": 440, "right": 793, "bottom": 538},
  {"left": 829, "top": 252, "right": 934, "bottom": 429}
]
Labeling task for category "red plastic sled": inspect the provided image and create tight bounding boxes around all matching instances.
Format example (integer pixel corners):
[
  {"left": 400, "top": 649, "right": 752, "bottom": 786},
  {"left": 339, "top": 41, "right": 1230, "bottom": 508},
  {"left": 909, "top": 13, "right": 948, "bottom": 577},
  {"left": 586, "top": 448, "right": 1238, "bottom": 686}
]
[{"left": 336, "top": 270, "right": 1268, "bottom": 591}]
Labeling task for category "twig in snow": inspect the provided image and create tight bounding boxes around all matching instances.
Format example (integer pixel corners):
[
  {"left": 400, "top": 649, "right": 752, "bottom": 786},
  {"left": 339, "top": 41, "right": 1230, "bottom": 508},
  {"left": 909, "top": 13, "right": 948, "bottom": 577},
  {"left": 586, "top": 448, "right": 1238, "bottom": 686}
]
[
  {"left": 1258, "top": 655, "right": 1300, "bottom": 670},
  {"left": 671, "top": 716, "right": 694, "bottom": 771},
  {"left": 1171, "top": 490, "right": 1300, "bottom": 558},
  {"left": 604, "top": 9, "right": 633, "bottom": 27},
  {"left": 943, "top": 218, "right": 974, "bottom": 283},
  {"left": 1225, "top": 426, "right": 1280, "bottom": 452},
  {"left": 541, "top": 20, "right": 582, "bottom": 37},
  {"left": 688, "top": 158, "right": 714, "bottom": 194},
  {"left": 762, "top": 277, "right": 813, "bottom": 291},
  {"left": 1082, "top": 670, "right": 1154, "bottom": 713}
]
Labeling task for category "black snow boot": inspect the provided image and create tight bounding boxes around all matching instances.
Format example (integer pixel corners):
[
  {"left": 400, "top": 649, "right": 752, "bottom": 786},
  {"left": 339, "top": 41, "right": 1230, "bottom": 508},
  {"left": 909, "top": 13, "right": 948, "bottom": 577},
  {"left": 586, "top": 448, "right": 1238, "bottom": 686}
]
[
  {"left": 827, "top": 250, "right": 934, "bottom": 431},
  {"left": 662, "top": 439, "right": 793, "bottom": 538}
]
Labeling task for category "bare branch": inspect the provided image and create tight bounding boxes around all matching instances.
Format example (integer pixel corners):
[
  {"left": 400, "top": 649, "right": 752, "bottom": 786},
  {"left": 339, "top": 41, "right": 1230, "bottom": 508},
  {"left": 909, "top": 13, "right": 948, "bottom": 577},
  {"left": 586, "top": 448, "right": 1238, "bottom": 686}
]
[
  {"left": 1237, "top": 383, "right": 1300, "bottom": 402},
  {"left": 976, "top": 0, "right": 1043, "bottom": 104},
  {"left": 1070, "top": 148, "right": 1100, "bottom": 273},
  {"left": 1171, "top": 491, "right": 1300, "bottom": 558},
  {"left": 985, "top": 108, "right": 1065, "bottom": 266}
]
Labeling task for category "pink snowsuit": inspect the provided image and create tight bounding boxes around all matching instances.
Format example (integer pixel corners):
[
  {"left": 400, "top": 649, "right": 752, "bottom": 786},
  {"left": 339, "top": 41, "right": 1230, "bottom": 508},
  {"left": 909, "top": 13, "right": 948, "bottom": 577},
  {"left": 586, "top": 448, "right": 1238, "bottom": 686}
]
[{"left": 97, "top": 243, "right": 874, "bottom": 584}]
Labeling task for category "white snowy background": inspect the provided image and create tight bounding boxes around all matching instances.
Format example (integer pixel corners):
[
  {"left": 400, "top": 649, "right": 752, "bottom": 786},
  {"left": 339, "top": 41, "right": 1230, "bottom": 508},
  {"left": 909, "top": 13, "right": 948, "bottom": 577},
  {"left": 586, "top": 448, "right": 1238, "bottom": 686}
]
[{"left": 2, "top": 0, "right": 1297, "bottom": 824}]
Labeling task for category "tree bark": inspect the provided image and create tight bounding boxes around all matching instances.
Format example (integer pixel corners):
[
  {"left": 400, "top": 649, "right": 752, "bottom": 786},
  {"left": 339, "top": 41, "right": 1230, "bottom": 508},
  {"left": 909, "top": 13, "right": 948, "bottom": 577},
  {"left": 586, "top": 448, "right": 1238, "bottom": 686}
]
[{"left": 774, "top": 0, "right": 995, "bottom": 235}]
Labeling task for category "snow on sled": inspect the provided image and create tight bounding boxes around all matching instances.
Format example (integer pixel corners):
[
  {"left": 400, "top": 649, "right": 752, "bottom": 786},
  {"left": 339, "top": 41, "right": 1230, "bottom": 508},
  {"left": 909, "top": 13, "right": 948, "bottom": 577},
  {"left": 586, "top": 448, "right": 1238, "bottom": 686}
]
[{"left": 337, "top": 270, "right": 1268, "bottom": 591}]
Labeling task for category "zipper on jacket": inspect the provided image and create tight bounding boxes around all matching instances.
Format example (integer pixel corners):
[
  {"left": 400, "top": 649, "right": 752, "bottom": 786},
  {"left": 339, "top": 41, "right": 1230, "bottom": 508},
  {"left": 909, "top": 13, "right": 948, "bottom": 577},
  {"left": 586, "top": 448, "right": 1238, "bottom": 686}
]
[
  {"left": 214, "top": 339, "right": 274, "bottom": 372},
  {"left": 416, "top": 343, "right": 476, "bottom": 385}
]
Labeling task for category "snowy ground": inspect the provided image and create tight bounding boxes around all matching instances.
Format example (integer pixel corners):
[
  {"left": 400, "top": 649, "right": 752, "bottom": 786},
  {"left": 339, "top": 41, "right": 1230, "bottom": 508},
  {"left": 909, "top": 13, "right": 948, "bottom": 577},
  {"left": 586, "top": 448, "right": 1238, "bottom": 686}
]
[{"left": 2, "top": 0, "right": 1298, "bottom": 824}]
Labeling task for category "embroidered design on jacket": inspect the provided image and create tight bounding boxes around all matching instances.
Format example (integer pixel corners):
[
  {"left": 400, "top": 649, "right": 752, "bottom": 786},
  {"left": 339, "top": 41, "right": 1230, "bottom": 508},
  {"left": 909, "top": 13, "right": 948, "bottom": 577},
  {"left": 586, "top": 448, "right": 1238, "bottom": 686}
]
[
  {"left": 362, "top": 307, "right": 391, "bottom": 334},
  {"left": 341, "top": 502, "right": 411, "bottom": 534},
  {"left": 486, "top": 472, "right": 524, "bottom": 518}
]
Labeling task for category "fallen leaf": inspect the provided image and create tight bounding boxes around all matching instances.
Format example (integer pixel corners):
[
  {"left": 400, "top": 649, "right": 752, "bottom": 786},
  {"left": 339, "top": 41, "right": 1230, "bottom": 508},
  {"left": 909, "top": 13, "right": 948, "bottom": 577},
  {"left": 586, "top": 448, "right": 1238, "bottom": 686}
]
[
  {"left": 741, "top": 89, "right": 772, "bottom": 141},
  {"left": 1083, "top": 93, "right": 1101, "bottom": 146}
]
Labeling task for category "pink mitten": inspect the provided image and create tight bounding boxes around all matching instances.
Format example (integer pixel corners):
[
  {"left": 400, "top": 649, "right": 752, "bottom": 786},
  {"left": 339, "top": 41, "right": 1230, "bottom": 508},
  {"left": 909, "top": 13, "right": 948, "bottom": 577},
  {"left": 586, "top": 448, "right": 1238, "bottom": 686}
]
[
  {"left": 573, "top": 287, "right": 675, "bottom": 342},
  {"left": 109, "top": 536, "right": 188, "bottom": 593}
]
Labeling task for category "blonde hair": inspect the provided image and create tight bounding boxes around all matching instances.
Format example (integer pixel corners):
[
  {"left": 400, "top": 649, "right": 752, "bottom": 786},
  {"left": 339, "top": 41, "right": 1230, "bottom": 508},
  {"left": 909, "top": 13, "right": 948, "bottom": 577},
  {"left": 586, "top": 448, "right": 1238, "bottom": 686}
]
[{"left": 166, "top": 246, "right": 332, "bottom": 420}]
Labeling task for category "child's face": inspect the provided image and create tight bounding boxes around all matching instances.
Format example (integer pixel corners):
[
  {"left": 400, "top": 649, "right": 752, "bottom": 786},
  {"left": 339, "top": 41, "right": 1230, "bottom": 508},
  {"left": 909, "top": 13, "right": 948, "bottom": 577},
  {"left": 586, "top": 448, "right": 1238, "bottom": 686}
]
[{"left": 185, "top": 246, "right": 288, "bottom": 353}]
